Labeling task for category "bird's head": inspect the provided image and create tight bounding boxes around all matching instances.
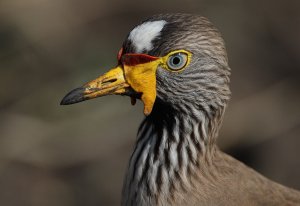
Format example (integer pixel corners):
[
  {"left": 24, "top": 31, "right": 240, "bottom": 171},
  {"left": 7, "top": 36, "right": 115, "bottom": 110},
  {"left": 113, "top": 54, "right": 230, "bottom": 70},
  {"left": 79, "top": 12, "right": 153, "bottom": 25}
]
[{"left": 61, "top": 14, "right": 231, "bottom": 116}]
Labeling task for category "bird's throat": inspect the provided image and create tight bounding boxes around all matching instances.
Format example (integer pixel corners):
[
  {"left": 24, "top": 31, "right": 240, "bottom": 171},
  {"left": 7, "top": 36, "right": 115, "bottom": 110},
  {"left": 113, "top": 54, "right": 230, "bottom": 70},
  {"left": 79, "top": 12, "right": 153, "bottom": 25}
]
[{"left": 121, "top": 105, "right": 224, "bottom": 205}]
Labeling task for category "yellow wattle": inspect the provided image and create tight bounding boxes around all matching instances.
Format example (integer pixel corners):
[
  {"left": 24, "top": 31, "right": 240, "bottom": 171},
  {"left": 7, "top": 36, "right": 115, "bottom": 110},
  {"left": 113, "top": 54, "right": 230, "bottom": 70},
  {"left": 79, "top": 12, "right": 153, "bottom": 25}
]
[{"left": 124, "top": 59, "right": 161, "bottom": 115}]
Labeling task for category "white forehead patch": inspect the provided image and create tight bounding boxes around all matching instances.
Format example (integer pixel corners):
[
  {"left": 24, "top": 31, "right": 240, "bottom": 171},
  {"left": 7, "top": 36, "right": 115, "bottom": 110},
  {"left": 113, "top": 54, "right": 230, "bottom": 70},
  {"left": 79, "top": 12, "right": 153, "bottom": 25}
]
[{"left": 128, "top": 20, "right": 167, "bottom": 53}]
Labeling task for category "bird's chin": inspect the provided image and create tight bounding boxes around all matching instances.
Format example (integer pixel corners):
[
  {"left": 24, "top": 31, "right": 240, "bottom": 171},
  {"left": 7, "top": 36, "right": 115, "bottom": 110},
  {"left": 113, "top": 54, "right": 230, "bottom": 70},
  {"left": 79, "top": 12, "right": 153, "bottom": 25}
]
[{"left": 122, "top": 88, "right": 142, "bottom": 106}]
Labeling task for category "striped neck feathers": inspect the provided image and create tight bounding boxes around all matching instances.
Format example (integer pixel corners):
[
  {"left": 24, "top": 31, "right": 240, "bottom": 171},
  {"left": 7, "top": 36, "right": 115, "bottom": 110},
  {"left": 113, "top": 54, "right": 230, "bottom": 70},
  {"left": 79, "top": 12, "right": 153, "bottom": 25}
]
[{"left": 122, "top": 103, "right": 226, "bottom": 205}]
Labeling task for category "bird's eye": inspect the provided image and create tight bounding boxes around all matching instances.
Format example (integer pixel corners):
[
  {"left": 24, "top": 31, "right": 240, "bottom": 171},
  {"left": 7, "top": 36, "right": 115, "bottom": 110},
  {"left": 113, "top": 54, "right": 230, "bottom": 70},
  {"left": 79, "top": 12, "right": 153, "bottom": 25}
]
[{"left": 166, "top": 53, "right": 188, "bottom": 71}]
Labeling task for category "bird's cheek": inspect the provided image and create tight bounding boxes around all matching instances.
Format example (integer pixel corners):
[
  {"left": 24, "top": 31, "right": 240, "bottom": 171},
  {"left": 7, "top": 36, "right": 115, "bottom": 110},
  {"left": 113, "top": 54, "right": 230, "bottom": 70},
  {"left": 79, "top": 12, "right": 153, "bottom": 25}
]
[{"left": 123, "top": 60, "right": 161, "bottom": 115}]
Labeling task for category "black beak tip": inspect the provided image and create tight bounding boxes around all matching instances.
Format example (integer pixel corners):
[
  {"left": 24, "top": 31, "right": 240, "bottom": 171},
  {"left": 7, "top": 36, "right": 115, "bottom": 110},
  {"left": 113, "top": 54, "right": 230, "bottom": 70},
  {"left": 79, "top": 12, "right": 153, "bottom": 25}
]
[{"left": 60, "top": 87, "right": 86, "bottom": 105}]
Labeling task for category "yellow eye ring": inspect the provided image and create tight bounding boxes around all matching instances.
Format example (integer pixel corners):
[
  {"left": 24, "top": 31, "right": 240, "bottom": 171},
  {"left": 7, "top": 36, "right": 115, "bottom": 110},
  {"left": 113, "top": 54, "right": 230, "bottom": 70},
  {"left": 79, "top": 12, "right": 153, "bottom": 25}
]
[{"left": 161, "top": 50, "right": 192, "bottom": 72}]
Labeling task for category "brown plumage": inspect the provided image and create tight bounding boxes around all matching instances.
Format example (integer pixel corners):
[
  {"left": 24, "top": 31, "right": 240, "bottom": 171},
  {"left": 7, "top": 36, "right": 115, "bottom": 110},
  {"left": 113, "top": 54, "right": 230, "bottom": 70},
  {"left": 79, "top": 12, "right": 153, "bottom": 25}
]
[{"left": 61, "top": 13, "right": 300, "bottom": 205}]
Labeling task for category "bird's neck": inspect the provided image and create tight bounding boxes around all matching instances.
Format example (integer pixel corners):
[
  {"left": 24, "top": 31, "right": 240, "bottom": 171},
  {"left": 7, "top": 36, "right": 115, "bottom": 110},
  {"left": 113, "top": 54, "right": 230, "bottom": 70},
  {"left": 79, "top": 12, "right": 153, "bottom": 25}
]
[{"left": 122, "top": 103, "right": 226, "bottom": 205}]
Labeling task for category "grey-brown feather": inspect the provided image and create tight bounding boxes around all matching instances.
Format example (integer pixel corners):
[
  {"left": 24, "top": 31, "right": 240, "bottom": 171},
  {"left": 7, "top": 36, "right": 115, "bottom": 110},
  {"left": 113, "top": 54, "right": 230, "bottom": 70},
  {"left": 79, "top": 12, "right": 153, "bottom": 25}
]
[{"left": 121, "top": 13, "right": 300, "bottom": 206}]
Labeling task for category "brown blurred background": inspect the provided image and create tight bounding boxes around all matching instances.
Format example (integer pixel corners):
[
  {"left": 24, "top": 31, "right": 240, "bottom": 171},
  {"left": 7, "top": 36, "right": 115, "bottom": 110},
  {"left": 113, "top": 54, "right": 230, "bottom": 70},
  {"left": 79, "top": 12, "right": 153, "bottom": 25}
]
[{"left": 0, "top": 0, "right": 300, "bottom": 205}]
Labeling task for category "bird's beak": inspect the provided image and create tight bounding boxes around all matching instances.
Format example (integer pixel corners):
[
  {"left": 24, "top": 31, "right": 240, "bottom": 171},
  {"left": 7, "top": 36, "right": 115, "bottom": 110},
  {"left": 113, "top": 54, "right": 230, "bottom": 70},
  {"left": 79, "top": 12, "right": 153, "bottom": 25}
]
[
  {"left": 61, "top": 55, "right": 161, "bottom": 115},
  {"left": 60, "top": 65, "right": 130, "bottom": 105}
]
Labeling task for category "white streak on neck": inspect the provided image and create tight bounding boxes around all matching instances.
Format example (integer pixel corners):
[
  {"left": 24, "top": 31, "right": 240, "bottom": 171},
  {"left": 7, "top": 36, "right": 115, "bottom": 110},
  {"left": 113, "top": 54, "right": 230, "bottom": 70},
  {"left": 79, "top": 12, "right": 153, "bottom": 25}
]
[{"left": 128, "top": 20, "right": 167, "bottom": 53}]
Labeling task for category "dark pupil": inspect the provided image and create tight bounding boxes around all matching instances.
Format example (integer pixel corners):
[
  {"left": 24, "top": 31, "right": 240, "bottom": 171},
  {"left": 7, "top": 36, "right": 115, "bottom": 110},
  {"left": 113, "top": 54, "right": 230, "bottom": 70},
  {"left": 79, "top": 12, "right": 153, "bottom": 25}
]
[{"left": 172, "top": 56, "right": 181, "bottom": 65}]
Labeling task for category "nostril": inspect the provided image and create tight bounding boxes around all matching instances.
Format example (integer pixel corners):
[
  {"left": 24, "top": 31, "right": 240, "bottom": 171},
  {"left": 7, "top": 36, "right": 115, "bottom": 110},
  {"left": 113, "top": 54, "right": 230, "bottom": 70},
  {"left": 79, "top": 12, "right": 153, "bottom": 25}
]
[{"left": 102, "top": 78, "right": 117, "bottom": 86}]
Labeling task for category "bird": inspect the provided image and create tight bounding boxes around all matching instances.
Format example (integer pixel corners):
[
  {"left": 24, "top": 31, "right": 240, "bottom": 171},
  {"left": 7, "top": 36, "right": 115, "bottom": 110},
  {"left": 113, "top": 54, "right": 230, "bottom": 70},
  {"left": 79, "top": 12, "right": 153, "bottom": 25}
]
[{"left": 60, "top": 13, "right": 300, "bottom": 206}]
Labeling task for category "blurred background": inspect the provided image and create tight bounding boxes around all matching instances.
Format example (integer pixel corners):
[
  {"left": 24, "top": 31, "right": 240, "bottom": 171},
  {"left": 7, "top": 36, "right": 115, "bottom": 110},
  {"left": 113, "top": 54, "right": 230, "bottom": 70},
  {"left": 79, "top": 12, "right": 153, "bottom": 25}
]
[{"left": 0, "top": 0, "right": 299, "bottom": 205}]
